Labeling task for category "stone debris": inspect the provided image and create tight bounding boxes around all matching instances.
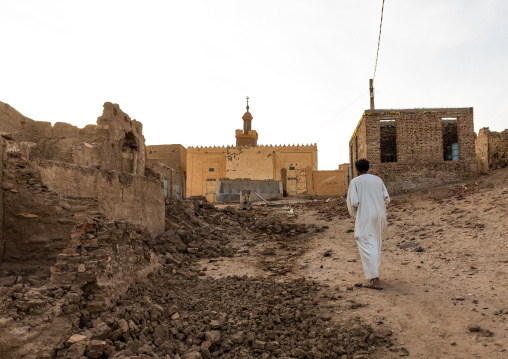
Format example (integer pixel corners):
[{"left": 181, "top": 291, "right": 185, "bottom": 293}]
[{"left": 0, "top": 196, "right": 395, "bottom": 358}]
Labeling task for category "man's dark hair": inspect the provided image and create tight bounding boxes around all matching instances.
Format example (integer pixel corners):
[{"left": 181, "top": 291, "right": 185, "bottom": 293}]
[{"left": 355, "top": 159, "right": 370, "bottom": 173}]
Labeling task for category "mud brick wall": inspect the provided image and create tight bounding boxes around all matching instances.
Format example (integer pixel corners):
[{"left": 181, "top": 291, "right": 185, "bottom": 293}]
[
  {"left": 34, "top": 160, "right": 165, "bottom": 236},
  {"left": 0, "top": 101, "right": 146, "bottom": 175},
  {"left": 349, "top": 108, "right": 477, "bottom": 195},
  {"left": 349, "top": 118, "right": 367, "bottom": 171},
  {"left": 476, "top": 127, "right": 508, "bottom": 173},
  {"left": 0, "top": 150, "right": 92, "bottom": 277},
  {"left": 0, "top": 136, "right": 5, "bottom": 250},
  {"left": 51, "top": 217, "right": 160, "bottom": 311},
  {"left": 147, "top": 144, "right": 187, "bottom": 175},
  {"left": 369, "top": 162, "right": 476, "bottom": 195},
  {"left": 306, "top": 164, "right": 349, "bottom": 197},
  {"left": 146, "top": 159, "right": 185, "bottom": 199}
]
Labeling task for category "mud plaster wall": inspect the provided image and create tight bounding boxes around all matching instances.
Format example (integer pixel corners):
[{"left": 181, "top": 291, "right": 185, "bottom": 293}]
[
  {"left": 0, "top": 102, "right": 146, "bottom": 175},
  {"left": 475, "top": 128, "right": 508, "bottom": 173},
  {"left": 306, "top": 164, "right": 349, "bottom": 197},
  {"left": 146, "top": 159, "right": 185, "bottom": 199},
  {"left": 0, "top": 136, "right": 5, "bottom": 250},
  {"left": 147, "top": 144, "right": 187, "bottom": 175},
  {"left": 226, "top": 146, "right": 274, "bottom": 180},
  {"left": 1, "top": 151, "right": 81, "bottom": 277},
  {"left": 35, "top": 160, "right": 165, "bottom": 235},
  {"left": 187, "top": 148, "right": 227, "bottom": 202},
  {"left": 187, "top": 145, "right": 317, "bottom": 201}
]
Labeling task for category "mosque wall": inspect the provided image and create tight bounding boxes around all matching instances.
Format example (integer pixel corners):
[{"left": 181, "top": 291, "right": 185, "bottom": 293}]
[{"left": 186, "top": 144, "right": 318, "bottom": 201}]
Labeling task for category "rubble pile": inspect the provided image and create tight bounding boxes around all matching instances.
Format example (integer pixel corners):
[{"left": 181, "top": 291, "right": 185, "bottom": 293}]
[
  {"left": 300, "top": 198, "right": 350, "bottom": 221},
  {"left": 1, "top": 196, "right": 395, "bottom": 358},
  {"left": 57, "top": 275, "right": 393, "bottom": 359}
]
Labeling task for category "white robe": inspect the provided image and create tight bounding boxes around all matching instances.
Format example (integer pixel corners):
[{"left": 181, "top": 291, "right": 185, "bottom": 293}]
[{"left": 347, "top": 174, "right": 390, "bottom": 279}]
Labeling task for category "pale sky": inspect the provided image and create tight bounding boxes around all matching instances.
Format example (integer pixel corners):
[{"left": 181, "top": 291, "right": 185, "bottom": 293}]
[{"left": 1, "top": 1, "right": 507, "bottom": 169}]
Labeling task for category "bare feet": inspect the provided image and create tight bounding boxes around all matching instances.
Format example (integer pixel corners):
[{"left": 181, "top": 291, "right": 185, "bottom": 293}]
[{"left": 365, "top": 278, "right": 383, "bottom": 290}]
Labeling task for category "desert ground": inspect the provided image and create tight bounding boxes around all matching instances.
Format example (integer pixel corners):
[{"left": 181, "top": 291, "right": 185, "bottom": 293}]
[
  {"left": 1, "top": 167, "right": 507, "bottom": 359},
  {"left": 204, "top": 166, "right": 508, "bottom": 358}
]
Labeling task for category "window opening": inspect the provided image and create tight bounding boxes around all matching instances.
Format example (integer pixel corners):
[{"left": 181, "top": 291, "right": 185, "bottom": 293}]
[
  {"left": 209, "top": 168, "right": 214, "bottom": 172},
  {"left": 442, "top": 118, "right": 458, "bottom": 161},
  {"left": 380, "top": 120, "right": 397, "bottom": 162},
  {"left": 163, "top": 179, "right": 168, "bottom": 197},
  {"left": 289, "top": 166, "right": 295, "bottom": 170}
]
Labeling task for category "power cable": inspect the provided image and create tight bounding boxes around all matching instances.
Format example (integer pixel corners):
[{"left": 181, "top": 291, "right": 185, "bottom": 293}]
[
  {"left": 320, "top": 90, "right": 369, "bottom": 127},
  {"left": 372, "top": 0, "right": 385, "bottom": 81}
]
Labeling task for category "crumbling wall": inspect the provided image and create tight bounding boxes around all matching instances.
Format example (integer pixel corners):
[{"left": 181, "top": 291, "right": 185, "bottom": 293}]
[
  {"left": 0, "top": 136, "right": 5, "bottom": 252},
  {"left": 0, "top": 101, "right": 36, "bottom": 136},
  {"left": 226, "top": 146, "right": 275, "bottom": 180},
  {"left": 0, "top": 102, "right": 146, "bottom": 175},
  {"left": 0, "top": 149, "right": 90, "bottom": 277},
  {"left": 146, "top": 159, "right": 185, "bottom": 199},
  {"left": 476, "top": 127, "right": 508, "bottom": 173},
  {"left": 0, "top": 215, "right": 161, "bottom": 359},
  {"left": 34, "top": 160, "right": 165, "bottom": 236}
]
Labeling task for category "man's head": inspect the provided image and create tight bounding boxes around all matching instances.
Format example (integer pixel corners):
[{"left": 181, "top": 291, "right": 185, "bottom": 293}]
[{"left": 355, "top": 159, "right": 369, "bottom": 174}]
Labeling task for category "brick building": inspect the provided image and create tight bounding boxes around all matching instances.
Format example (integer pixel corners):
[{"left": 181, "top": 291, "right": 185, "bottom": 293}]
[{"left": 349, "top": 108, "right": 477, "bottom": 195}]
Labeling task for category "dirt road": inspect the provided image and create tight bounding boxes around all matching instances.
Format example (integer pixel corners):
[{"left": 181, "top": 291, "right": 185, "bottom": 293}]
[{"left": 206, "top": 167, "right": 508, "bottom": 358}]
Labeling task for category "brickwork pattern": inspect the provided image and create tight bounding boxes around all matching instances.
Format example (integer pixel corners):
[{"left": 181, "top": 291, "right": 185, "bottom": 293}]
[{"left": 349, "top": 108, "right": 477, "bottom": 195}]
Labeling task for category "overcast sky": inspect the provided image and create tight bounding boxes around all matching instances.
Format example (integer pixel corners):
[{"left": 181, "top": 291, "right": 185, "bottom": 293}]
[{"left": 1, "top": 1, "right": 507, "bottom": 169}]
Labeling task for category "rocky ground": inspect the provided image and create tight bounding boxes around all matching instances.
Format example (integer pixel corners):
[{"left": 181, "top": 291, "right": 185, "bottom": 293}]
[
  {"left": 1, "top": 167, "right": 508, "bottom": 358},
  {"left": 205, "top": 167, "right": 508, "bottom": 359}
]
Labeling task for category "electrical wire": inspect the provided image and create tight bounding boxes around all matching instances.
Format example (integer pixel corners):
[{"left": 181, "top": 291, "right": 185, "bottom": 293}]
[
  {"left": 372, "top": 0, "right": 385, "bottom": 81},
  {"left": 320, "top": 90, "right": 369, "bottom": 127}
]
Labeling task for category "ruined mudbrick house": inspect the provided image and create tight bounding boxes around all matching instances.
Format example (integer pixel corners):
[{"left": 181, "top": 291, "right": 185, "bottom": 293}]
[
  {"left": 146, "top": 144, "right": 187, "bottom": 199},
  {"left": 349, "top": 108, "right": 478, "bottom": 195},
  {"left": 149, "top": 99, "right": 349, "bottom": 203},
  {"left": 0, "top": 101, "right": 167, "bottom": 279},
  {"left": 0, "top": 102, "right": 189, "bottom": 355},
  {"left": 475, "top": 127, "right": 508, "bottom": 173}
]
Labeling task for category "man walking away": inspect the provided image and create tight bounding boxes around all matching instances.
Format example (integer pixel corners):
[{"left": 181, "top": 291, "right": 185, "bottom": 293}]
[{"left": 346, "top": 159, "right": 390, "bottom": 290}]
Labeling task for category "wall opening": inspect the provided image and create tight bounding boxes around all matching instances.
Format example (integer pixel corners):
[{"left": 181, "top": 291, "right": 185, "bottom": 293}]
[
  {"left": 442, "top": 118, "right": 458, "bottom": 161},
  {"left": 380, "top": 120, "right": 397, "bottom": 163},
  {"left": 122, "top": 132, "right": 138, "bottom": 151},
  {"left": 163, "top": 179, "right": 168, "bottom": 197},
  {"left": 121, "top": 132, "right": 139, "bottom": 173}
]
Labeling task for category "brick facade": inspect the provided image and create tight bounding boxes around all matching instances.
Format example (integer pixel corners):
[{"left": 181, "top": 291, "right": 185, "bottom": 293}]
[{"left": 349, "top": 108, "right": 477, "bottom": 195}]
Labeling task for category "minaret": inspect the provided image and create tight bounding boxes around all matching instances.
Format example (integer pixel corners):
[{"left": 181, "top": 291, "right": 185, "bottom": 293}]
[
  {"left": 235, "top": 96, "right": 258, "bottom": 147},
  {"left": 243, "top": 96, "right": 253, "bottom": 134}
]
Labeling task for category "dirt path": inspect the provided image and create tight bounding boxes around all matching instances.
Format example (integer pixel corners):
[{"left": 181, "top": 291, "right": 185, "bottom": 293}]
[{"left": 204, "top": 168, "right": 508, "bottom": 358}]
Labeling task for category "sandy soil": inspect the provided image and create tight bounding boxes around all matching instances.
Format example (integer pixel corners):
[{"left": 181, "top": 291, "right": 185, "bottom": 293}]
[{"left": 203, "top": 167, "right": 508, "bottom": 358}]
